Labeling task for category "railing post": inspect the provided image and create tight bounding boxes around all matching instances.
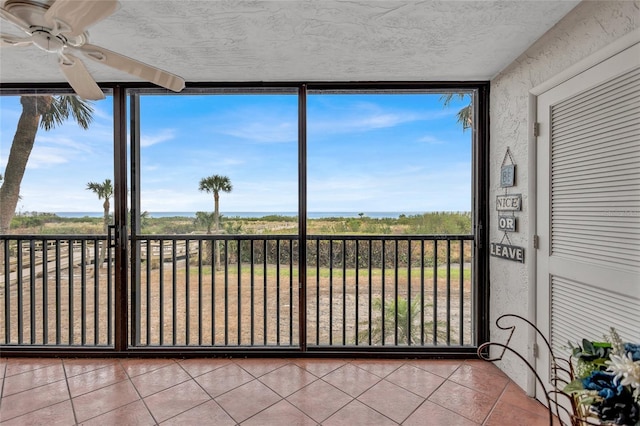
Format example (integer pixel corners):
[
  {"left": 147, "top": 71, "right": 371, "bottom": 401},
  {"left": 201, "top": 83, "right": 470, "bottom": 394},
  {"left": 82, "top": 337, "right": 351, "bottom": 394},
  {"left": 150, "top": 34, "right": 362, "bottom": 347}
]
[
  {"left": 298, "top": 84, "right": 307, "bottom": 351},
  {"left": 113, "top": 85, "right": 128, "bottom": 352}
]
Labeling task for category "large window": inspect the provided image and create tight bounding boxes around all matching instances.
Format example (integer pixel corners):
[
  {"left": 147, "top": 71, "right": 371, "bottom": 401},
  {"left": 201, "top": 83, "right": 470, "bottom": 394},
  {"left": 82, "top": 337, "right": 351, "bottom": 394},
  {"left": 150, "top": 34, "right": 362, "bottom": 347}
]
[
  {"left": 0, "top": 91, "right": 115, "bottom": 346},
  {"left": 0, "top": 93, "right": 114, "bottom": 235},
  {"left": 135, "top": 92, "right": 299, "bottom": 235},
  {"left": 305, "top": 90, "right": 477, "bottom": 346},
  {"left": 1, "top": 84, "right": 487, "bottom": 352},
  {"left": 307, "top": 90, "right": 473, "bottom": 230},
  {"left": 131, "top": 90, "right": 300, "bottom": 346}
]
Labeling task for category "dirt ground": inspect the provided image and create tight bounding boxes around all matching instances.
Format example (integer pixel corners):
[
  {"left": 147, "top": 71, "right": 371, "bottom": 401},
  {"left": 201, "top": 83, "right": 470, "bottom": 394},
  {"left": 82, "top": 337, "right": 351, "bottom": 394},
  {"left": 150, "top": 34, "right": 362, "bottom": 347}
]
[{"left": 1, "top": 261, "right": 473, "bottom": 348}]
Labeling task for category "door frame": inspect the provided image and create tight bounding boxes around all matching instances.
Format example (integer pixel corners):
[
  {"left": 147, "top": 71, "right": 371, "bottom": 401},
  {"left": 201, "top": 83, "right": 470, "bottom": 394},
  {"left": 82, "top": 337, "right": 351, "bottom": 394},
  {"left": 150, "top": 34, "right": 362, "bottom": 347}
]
[{"left": 528, "top": 28, "right": 640, "bottom": 398}]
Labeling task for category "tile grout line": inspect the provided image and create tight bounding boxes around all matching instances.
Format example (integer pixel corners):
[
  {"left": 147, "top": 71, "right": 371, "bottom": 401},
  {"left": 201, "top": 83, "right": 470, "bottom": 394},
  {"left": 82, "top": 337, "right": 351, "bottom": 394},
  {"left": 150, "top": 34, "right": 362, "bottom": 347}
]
[
  {"left": 231, "top": 360, "right": 345, "bottom": 425},
  {"left": 489, "top": 382, "right": 550, "bottom": 421},
  {"left": 2, "top": 362, "right": 68, "bottom": 397},
  {"left": 61, "top": 359, "right": 79, "bottom": 426},
  {"left": 479, "top": 374, "right": 511, "bottom": 426},
  {"left": 64, "top": 360, "right": 128, "bottom": 399},
  {"left": 410, "top": 359, "right": 488, "bottom": 424},
  {"left": 287, "top": 365, "right": 358, "bottom": 424},
  {"left": 229, "top": 360, "right": 301, "bottom": 424},
  {"left": 69, "top": 358, "right": 154, "bottom": 425},
  {"left": 0, "top": 358, "right": 540, "bottom": 425},
  {"left": 155, "top": 357, "right": 231, "bottom": 425},
  {"left": 0, "top": 360, "right": 69, "bottom": 423},
  {"left": 241, "top": 394, "right": 313, "bottom": 425},
  {"left": 380, "top": 361, "right": 449, "bottom": 424},
  {"left": 326, "top": 362, "right": 402, "bottom": 425},
  {"left": 183, "top": 359, "right": 250, "bottom": 424},
  {"left": 287, "top": 380, "right": 351, "bottom": 424},
  {"left": 396, "top": 360, "right": 461, "bottom": 425},
  {"left": 118, "top": 358, "right": 160, "bottom": 425},
  {"left": 128, "top": 360, "right": 194, "bottom": 399},
  {"left": 252, "top": 362, "right": 331, "bottom": 422},
  {"left": 0, "top": 358, "right": 6, "bottom": 414}
]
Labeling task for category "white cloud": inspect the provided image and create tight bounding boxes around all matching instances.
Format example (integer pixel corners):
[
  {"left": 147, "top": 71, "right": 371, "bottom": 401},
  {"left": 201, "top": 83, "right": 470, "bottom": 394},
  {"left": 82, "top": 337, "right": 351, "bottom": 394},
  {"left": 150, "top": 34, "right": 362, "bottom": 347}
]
[
  {"left": 26, "top": 146, "right": 70, "bottom": 168},
  {"left": 37, "top": 135, "right": 95, "bottom": 154},
  {"left": 219, "top": 157, "right": 246, "bottom": 167},
  {"left": 309, "top": 105, "right": 452, "bottom": 136},
  {"left": 90, "top": 104, "right": 112, "bottom": 121},
  {"left": 218, "top": 120, "right": 297, "bottom": 143},
  {"left": 141, "top": 128, "right": 176, "bottom": 147},
  {"left": 307, "top": 161, "right": 472, "bottom": 212},
  {"left": 418, "top": 135, "right": 445, "bottom": 144}
]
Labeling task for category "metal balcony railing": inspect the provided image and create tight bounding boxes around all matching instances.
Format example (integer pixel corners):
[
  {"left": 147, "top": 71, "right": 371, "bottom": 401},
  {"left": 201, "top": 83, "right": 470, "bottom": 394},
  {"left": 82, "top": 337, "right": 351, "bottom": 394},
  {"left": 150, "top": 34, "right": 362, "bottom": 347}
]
[
  {"left": 1, "top": 236, "right": 113, "bottom": 347},
  {"left": 306, "top": 235, "right": 475, "bottom": 348},
  {"left": 1, "top": 234, "right": 474, "bottom": 352}
]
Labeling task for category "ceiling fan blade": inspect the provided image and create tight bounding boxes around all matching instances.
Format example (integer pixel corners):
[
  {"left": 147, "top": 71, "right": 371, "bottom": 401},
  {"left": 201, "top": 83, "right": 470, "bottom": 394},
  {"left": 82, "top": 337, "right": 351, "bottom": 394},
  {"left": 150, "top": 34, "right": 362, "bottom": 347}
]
[
  {"left": 0, "top": 6, "right": 31, "bottom": 34},
  {"left": 45, "top": 0, "right": 119, "bottom": 37},
  {"left": 0, "top": 33, "right": 32, "bottom": 47},
  {"left": 58, "top": 53, "right": 105, "bottom": 100},
  {"left": 77, "top": 44, "right": 185, "bottom": 93}
]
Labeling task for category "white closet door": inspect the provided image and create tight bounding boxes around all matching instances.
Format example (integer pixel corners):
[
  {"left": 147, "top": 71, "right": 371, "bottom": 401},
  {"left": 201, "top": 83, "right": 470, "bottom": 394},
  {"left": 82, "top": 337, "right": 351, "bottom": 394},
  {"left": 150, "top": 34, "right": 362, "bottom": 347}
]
[{"left": 535, "top": 42, "right": 640, "bottom": 392}]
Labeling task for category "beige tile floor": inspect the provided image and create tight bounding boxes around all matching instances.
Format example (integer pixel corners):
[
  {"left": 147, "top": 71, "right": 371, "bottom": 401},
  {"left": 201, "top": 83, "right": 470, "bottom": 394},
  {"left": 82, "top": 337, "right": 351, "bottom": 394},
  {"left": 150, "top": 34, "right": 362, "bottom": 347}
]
[{"left": 0, "top": 357, "right": 552, "bottom": 425}]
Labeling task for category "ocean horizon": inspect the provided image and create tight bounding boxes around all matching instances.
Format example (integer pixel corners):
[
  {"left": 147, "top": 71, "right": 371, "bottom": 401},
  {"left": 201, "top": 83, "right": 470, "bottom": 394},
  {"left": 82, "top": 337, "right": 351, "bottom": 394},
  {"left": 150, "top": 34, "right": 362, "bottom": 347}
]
[{"left": 48, "top": 211, "right": 433, "bottom": 219}]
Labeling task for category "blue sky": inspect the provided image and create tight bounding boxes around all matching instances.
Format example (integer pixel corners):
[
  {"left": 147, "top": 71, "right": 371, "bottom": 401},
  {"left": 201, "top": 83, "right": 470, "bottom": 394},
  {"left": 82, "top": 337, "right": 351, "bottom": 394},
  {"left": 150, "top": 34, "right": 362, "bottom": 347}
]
[{"left": 0, "top": 91, "right": 472, "bottom": 214}]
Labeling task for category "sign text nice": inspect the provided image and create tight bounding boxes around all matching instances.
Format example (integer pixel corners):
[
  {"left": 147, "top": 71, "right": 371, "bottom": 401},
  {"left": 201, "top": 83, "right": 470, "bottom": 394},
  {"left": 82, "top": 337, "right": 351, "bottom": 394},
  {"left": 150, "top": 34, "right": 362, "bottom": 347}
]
[
  {"left": 490, "top": 243, "right": 525, "bottom": 263},
  {"left": 496, "top": 194, "right": 522, "bottom": 211}
]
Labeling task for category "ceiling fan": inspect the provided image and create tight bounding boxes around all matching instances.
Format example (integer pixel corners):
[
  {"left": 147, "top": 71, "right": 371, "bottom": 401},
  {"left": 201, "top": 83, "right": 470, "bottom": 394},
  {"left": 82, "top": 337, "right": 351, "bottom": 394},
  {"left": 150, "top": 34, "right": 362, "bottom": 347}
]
[{"left": 0, "top": 0, "right": 185, "bottom": 100}]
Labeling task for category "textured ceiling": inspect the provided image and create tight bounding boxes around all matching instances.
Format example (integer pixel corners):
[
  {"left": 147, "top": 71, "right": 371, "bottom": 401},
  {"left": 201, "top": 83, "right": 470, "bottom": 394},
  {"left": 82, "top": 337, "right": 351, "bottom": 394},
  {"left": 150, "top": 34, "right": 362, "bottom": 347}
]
[{"left": 0, "top": 0, "right": 581, "bottom": 86}]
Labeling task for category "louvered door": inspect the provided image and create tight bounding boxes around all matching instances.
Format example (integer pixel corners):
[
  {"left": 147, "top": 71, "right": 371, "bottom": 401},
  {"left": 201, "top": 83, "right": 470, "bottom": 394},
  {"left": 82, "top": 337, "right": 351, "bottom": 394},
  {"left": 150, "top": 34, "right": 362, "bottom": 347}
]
[{"left": 535, "top": 42, "right": 640, "bottom": 394}]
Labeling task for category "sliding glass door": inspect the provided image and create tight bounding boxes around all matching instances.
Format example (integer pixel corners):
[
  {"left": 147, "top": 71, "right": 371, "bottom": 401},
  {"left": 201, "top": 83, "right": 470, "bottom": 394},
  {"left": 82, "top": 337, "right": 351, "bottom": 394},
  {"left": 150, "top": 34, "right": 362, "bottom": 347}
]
[
  {"left": 129, "top": 90, "right": 300, "bottom": 347},
  {"left": 305, "top": 90, "right": 477, "bottom": 348},
  {"left": 1, "top": 83, "right": 487, "bottom": 355}
]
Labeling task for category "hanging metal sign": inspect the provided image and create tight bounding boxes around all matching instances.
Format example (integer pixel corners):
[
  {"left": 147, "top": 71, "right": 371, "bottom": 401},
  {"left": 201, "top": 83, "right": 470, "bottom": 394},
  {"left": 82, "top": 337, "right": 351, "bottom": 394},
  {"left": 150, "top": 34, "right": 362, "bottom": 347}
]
[
  {"left": 498, "top": 215, "right": 517, "bottom": 232},
  {"left": 490, "top": 242, "right": 525, "bottom": 263},
  {"left": 501, "top": 164, "right": 516, "bottom": 187},
  {"left": 500, "top": 148, "right": 516, "bottom": 187},
  {"left": 496, "top": 194, "right": 522, "bottom": 211}
]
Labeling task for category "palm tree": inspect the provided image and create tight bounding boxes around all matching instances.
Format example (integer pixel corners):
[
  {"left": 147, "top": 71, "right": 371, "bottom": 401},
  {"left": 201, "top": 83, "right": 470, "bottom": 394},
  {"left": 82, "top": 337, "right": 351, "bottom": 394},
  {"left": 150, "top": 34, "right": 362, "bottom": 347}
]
[
  {"left": 440, "top": 93, "right": 472, "bottom": 132},
  {"left": 0, "top": 95, "right": 93, "bottom": 235},
  {"left": 195, "top": 211, "right": 216, "bottom": 235},
  {"left": 86, "top": 179, "right": 113, "bottom": 231},
  {"left": 86, "top": 178, "right": 113, "bottom": 268},
  {"left": 358, "top": 296, "right": 447, "bottom": 345},
  {"left": 198, "top": 174, "right": 232, "bottom": 268},
  {"left": 195, "top": 211, "right": 216, "bottom": 264},
  {"left": 198, "top": 175, "right": 233, "bottom": 232}
]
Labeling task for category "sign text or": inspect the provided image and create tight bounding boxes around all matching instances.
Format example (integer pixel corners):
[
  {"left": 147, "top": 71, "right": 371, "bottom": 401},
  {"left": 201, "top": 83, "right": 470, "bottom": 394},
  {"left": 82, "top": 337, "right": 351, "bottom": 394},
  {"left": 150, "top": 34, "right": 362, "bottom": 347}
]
[{"left": 498, "top": 216, "right": 516, "bottom": 232}]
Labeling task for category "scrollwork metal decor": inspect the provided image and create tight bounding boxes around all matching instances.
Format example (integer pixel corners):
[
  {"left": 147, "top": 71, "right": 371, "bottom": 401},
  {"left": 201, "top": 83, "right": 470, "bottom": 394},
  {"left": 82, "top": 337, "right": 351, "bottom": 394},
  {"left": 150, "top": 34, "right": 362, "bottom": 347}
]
[{"left": 477, "top": 314, "right": 602, "bottom": 426}]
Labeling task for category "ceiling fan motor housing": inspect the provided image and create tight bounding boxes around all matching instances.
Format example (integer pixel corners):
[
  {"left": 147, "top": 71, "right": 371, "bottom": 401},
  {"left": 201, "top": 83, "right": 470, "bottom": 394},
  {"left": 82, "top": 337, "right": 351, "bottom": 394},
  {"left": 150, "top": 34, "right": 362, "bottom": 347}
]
[{"left": 30, "top": 28, "right": 65, "bottom": 53}]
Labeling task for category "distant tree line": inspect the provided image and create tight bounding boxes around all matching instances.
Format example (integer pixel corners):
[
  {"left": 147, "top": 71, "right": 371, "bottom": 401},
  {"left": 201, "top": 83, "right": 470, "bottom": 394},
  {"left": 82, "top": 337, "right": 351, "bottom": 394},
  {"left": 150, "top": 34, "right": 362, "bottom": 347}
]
[{"left": 195, "top": 238, "right": 469, "bottom": 269}]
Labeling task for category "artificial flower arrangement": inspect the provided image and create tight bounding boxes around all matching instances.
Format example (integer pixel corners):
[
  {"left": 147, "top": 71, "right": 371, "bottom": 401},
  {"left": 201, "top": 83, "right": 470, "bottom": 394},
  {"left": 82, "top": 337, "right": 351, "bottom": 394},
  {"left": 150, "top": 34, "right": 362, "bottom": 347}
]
[{"left": 563, "top": 329, "right": 640, "bottom": 425}]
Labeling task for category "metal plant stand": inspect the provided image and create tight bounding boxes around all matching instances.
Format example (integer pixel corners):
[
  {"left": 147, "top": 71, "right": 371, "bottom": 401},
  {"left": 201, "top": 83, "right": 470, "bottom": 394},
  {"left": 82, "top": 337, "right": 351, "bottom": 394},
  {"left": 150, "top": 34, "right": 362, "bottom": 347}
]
[{"left": 477, "top": 314, "right": 603, "bottom": 426}]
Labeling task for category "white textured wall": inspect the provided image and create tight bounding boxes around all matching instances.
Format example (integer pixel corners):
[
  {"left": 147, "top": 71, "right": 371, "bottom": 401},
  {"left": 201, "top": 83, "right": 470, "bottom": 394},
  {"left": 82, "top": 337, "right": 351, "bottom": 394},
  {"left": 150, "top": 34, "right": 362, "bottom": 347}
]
[{"left": 489, "top": 0, "right": 639, "bottom": 389}]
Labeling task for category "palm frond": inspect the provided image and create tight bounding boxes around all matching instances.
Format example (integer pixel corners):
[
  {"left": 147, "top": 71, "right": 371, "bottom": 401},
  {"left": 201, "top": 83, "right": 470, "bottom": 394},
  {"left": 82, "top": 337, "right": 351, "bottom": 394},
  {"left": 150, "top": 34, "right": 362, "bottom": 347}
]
[
  {"left": 439, "top": 93, "right": 467, "bottom": 108},
  {"left": 86, "top": 179, "right": 113, "bottom": 199},
  {"left": 440, "top": 93, "right": 473, "bottom": 132},
  {"left": 199, "top": 174, "right": 233, "bottom": 193},
  {"left": 359, "top": 296, "right": 433, "bottom": 345},
  {"left": 40, "top": 95, "right": 94, "bottom": 131},
  {"left": 457, "top": 104, "right": 473, "bottom": 131}
]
